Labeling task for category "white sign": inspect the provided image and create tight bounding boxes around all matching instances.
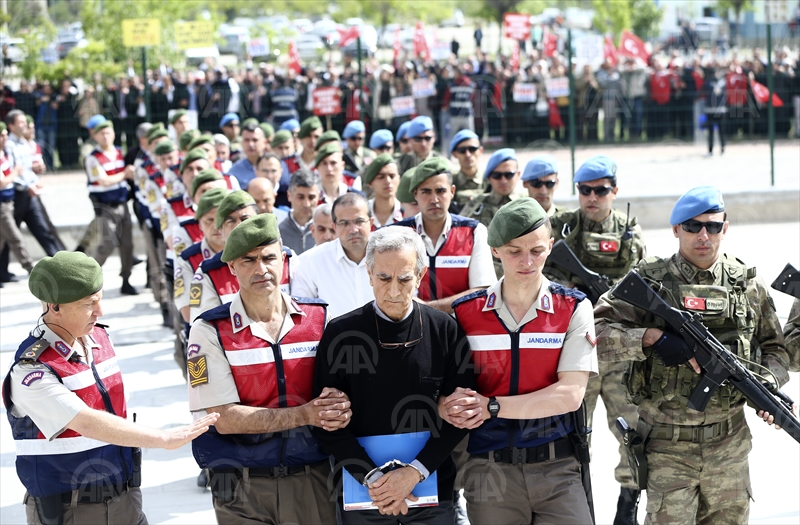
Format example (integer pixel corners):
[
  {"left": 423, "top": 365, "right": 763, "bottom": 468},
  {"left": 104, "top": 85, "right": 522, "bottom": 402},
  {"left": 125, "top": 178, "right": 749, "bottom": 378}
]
[
  {"left": 545, "top": 77, "right": 570, "bottom": 98},
  {"left": 390, "top": 96, "right": 415, "bottom": 117},
  {"left": 429, "top": 42, "right": 450, "bottom": 61},
  {"left": 412, "top": 78, "right": 436, "bottom": 99},
  {"left": 574, "top": 34, "right": 604, "bottom": 68},
  {"left": 512, "top": 83, "right": 538, "bottom": 103},
  {"left": 247, "top": 37, "right": 270, "bottom": 57}
]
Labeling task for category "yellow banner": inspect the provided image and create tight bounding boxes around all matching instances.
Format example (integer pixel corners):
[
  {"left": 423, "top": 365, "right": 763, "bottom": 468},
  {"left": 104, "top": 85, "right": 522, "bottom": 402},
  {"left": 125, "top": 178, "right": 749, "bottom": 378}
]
[
  {"left": 174, "top": 21, "right": 215, "bottom": 50},
  {"left": 121, "top": 19, "right": 161, "bottom": 48}
]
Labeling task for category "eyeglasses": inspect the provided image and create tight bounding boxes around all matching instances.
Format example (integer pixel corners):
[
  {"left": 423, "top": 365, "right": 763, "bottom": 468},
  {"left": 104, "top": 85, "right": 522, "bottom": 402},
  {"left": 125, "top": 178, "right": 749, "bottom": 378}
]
[
  {"left": 399, "top": 139, "right": 409, "bottom": 144},
  {"left": 375, "top": 308, "right": 423, "bottom": 349},
  {"left": 376, "top": 145, "right": 393, "bottom": 152},
  {"left": 336, "top": 217, "right": 370, "bottom": 229},
  {"left": 681, "top": 219, "right": 725, "bottom": 234},
  {"left": 530, "top": 179, "right": 557, "bottom": 189},
  {"left": 412, "top": 135, "right": 434, "bottom": 143},
  {"left": 488, "top": 171, "right": 517, "bottom": 180},
  {"left": 454, "top": 146, "right": 479, "bottom": 155},
  {"left": 349, "top": 136, "right": 365, "bottom": 142},
  {"left": 577, "top": 184, "right": 614, "bottom": 197}
]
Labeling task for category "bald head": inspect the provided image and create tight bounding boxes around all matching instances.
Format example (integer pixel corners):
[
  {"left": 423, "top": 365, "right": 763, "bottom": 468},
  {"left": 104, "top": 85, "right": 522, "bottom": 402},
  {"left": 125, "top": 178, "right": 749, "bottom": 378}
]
[{"left": 247, "top": 177, "right": 277, "bottom": 214}]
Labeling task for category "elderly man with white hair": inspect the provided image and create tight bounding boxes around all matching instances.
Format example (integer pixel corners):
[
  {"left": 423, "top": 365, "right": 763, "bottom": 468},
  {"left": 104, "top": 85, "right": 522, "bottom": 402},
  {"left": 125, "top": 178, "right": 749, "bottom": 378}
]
[{"left": 313, "top": 226, "right": 476, "bottom": 524}]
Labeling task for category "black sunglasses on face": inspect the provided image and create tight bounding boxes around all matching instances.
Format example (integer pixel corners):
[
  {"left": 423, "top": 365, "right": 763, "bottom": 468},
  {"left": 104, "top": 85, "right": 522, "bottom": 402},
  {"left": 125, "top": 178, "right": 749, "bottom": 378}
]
[
  {"left": 681, "top": 220, "right": 724, "bottom": 234},
  {"left": 376, "top": 145, "right": 392, "bottom": 152},
  {"left": 488, "top": 171, "right": 516, "bottom": 180},
  {"left": 577, "top": 184, "right": 614, "bottom": 197},
  {"left": 413, "top": 135, "right": 434, "bottom": 143},
  {"left": 454, "top": 146, "right": 479, "bottom": 155},
  {"left": 399, "top": 139, "right": 409, "bottom": 144},
  {"left": 349, "top": 136, "right": 364, "bottom": 141},
  {"left": 530, "top": 179, "right": 557, "bottom": 189}
]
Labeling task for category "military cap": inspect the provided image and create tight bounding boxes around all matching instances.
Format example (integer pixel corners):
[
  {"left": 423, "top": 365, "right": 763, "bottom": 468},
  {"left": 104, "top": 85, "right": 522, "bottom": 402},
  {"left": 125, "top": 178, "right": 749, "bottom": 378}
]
[
  {"left": 407, "top": 116, "right": 433, "bottom": 137},
  {"left": 409, "top": 157, "right": 451, "bottom": 191},
  {"left": 216, "top": 190, "right": 256, "bottom": 229},
  {"left": 574, "top": 155, "right": 617, "bottom": 183},
  {"left": 314, "top": 142, "right": 341, "bottom": 167},
  {"left": 448, "top": 129, "right": 479, "bottom": 156},
  {"left": 242, "top": 117, "right": 259, "bottom": 128},
  {"left": 488, "top": 198, "right": 548, "bottom": 248},
  {"left": 25, "top": 114, "right": 34, "bottom": 125},
  {"left": 369, "top": 129, "right": 393, "bottom": 150},
  {"left": 522, "top": 155, "right": 558, "bottom": 181},
  {"left": 280, "top": 118, "right": 300, "bottom": 132},
  {"left": 222, "top": 213, "right": 280, "bottom": 263},
  {"left": 315, "top": 130, "right": 341, "bottom": 151},
  {"left": 188, "top": 134, "right": 213, "bottom": 151},
  {"left": 195, "top": 187, "right": 227, "bottom": 221},
  {"left": 145, "top": 123, "right": 166, "bottom": 140},
  {"left": 0, "top": 122, "right": 6, "bottom": 133},
  {"left": 259, "top": 122, "right": 275, "bottom": 139},
  {"left": 343, "top": 120, "right": 365, "bottom": 139},
  {"left": 219, "top": 113, "right": 240, "bottom": 128},
  {"left": 153, "top": 141, "right": 176, "bottom": 156},
  {"left": 86, "top": 114, "right": 107, "bottom": 131},
  {"left": 364, "top": 154, "right": 396, "bottom": 185},
  {"left": 92, "top": 120, "right": 113, "bottom": 133},
  {"left": 180, "top": 148, "right": 208, "bottom": 173},
  {"left": 29, "top": 251, "right": 103, "bottom": 304},
  {"left": 179, "top": 129, "right": 201, "bottom": 151},
  {"left": 191, "top": 168, "right": 223, "bottom": 197},
  {"left": 396, "top": 168, "right": 417, "bottom": 204},
  {"left": 484, "top": 148, "right": 517, "bottom": 178},
  {"left": 396, "top": 121, "right": 411, "bottom": 142},
  {"left": 148, "top": 128, "right": 169, "bottom": 142},
  {"left": 669, "top": 186, "right": 725, "bottom": 226},
  {"left": 169, "top": 109, "right": 188, "bottom": 125},
  {"left": 271, "top": 130, "right": 292, "bottom": 148},
  {"left": 298, "top": 116, "right": 322, "bottom": 138}
]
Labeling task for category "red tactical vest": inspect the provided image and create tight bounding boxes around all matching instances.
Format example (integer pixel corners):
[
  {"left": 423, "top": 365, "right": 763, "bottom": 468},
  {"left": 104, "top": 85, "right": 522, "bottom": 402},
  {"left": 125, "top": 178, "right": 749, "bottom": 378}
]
[
  {"left": 179, "top": 218, "right": 205, "bottom": 244},
  {"left": 168, "top": 193, "right": 195, "bottom": 223}
]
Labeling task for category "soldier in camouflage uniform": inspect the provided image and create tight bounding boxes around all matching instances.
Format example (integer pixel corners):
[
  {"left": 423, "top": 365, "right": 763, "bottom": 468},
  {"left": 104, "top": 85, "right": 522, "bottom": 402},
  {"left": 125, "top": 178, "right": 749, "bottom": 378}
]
[
  {"left": 595, "top": 186, "right": 791, "bottom": 525},
  {"left": 460, "top": 149, "right": 521, "bottom": 278},
  {"left": 449, "top": 129, "right": 485, "bottom": 212},
  {"left": 547, "top": 155, "right": 645, "bottom": 525},
  {"left": 521, "top": 155, "right": 564, "bottom": 217},
  {"left": 783, "top": 298, "right": 800, "bottom": 371},
  {"left": 220, "top": 113, "right": 243, "bottom": 163}
]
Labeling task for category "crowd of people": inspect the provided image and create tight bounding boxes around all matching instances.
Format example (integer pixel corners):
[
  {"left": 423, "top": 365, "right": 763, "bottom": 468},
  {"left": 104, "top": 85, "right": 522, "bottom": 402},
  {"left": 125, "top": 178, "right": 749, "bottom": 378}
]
[{"left": 3, "top": 77, "right": 800, "bottom": 524}]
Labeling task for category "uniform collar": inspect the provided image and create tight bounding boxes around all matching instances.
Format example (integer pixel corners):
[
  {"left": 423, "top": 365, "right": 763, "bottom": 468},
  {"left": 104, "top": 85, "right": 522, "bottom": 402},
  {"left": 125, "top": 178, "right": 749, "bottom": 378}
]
[
  {"left": 200, "top": 237, "right": 218, "bottom": 260},
  {"left": 229, "top": 291, "right": 304, "bottom": 335},
  {"left": 580, "top": 209, "right": 615, "bottom": 233},
  {"left": 38, "top": 324, "right": 100, "bottom": 361},
  {"left": 674, "top": 252, "right": 721, "bottom": 283},
  {"left": 414, "top": 212, "right": 453, "bottom": 241},
  {"left": 482, "top": 276, "right": 554, "bottom": 313},
  {"left": 369, "top": 198, "right": 403, "bottom": 228},
  {"left": 487, "top": 191, "right": 517, "bottom": 206}
]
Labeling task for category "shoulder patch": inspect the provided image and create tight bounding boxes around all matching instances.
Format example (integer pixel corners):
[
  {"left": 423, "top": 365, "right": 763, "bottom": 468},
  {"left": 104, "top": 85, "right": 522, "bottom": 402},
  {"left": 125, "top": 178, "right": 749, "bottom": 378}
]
[
  {"left": 549, "top": 282, "right": 588, "bottom": 302},
  {"left": 187, "top": 355, "right": 209, "bottom": 387},
  {"left": 189, "top": 283, "right": 203, "bottom": 306},
  {"left": 21, "top": 371, "right": 45, "bottom": 386},
  {"left": 20, "top": 339, "right": 50, "bottom": 361},
  {"left": 197, "top": 303, "right": 233, "bottom": 322},
  {"left": 452, "top": 288, "right": 488, "bottom": 310},
  {"left": 200, "top": 253, "right": 226, "bottom": 272}
]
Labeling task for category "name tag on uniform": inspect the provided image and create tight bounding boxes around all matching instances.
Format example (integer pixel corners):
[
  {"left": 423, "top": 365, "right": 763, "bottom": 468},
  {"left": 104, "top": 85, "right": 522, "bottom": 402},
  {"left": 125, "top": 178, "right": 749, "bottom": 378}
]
[
  {"left": 684, "top": 296, "right": 726, "bottom": 311},
  {"left": 435, "top": 256, "right": 471, "bottom": 268}
]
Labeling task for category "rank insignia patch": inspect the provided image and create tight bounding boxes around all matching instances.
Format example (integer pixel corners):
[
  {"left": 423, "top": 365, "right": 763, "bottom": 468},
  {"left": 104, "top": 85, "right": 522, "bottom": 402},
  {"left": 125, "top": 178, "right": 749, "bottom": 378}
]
[
  {"left": 54, "top": 341, "right": 71, "bottom": 357},
  {"left": 189, "top": 283, "right": 202, "bottom": 306},
  {"left": 188, "top": 355, "right": 209, "bottom": 387}
]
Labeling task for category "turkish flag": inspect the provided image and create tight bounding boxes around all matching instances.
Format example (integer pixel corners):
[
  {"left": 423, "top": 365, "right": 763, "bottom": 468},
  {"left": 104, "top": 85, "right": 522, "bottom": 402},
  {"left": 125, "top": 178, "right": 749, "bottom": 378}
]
[
  {"left": 603, "top": 35, "right": 617, "bottom": 67},
  {"left": 618, "top": 30, "right": 650, "bottom": 62},
  {"left": 413, "top": 21, "right": 429, "bottom": 58},
  {"left": 684, "top": 297, "right": 707, "bottom": 310},
  {"left": 288, "top": 41, "right": 301, "bottom": 74},
  {"left": 751, "top": 80, "right": 784, "bottom": 107},
  {"left": 338, "top": 26, "right": 360, "bottom": 47},
  {"left": 543, "top": 27, "right": 558, "bottom": 58},
  {"left": 599, "top": 240, "right": 619, "bottom": 252}
]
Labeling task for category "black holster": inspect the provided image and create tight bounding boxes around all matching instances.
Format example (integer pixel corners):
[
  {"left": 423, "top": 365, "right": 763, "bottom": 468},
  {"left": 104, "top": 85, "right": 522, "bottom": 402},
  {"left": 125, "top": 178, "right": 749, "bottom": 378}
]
[
  {"left": 33, "top": 494, "right": 63, "bottom": 525},
  {"left": 616, "top": 417, "right": 650, "bottom": 490},
  {"left": 130, "top": 447, "right": 142, "bottom": 488},
  {"left": 569, "top": 402, "right": 595, "bottom": 525}
]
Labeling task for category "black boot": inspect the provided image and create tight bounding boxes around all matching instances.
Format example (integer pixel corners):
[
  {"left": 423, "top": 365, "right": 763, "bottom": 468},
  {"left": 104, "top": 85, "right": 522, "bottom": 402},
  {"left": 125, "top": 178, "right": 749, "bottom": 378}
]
[
  {"left": 197, "top": 468, "right": 209, "bottom": 488},
  {"left": 121, "top": 279, "right": 139, "bottom": 295},
  {"left": 613, "top": 487, "right": 640, "bottom": 525},
  {"left": 161, "top": 307, "right": 173, "bottom": 328}
]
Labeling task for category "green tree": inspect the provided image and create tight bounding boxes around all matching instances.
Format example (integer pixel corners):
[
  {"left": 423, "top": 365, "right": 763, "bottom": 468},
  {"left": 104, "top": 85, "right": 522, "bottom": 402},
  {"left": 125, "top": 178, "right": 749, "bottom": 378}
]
[
  {"left": 335, "top": 0, "right": 456, "bottom": 30},
  {"left": 630, "top": 0, "right": 664, "bottom": 41},
  {"left": 716, "top": 0, "right": 753, "bottom": 45},
  {"left": 592, "top": 0, "right": 631, "bottom": 40}
]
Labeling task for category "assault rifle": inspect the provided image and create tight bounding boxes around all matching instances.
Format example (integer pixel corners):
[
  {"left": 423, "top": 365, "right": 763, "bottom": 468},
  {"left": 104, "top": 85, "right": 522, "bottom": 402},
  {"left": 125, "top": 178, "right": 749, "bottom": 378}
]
[
  {"left": 614, "top": 271, "right": 800, "bottom": 443},
  {"left": 549, "top": 240, "right": 610, "bottom": 304},
  {"left": 771, "top": 263, "right": 800, "bottom": 300}
]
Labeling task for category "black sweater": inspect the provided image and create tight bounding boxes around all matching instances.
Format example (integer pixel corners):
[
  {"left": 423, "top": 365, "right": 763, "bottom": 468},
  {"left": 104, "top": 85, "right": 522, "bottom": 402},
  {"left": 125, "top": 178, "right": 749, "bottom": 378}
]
[{"left": 312, "top": 302, "right": 475, "bottom": 500}]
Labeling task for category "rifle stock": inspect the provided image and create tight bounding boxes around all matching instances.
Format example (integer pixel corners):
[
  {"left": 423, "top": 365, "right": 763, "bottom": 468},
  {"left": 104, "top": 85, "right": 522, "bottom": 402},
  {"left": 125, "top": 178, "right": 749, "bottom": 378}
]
[
  {"left": 549, "top": 240, "right": 611, "bottom": 303},
  {"left": 614, "top": 271, "right": 800, "bottom": 443},
  {"left": 771, "top": 263, "right": 800, "bottom": 300}
]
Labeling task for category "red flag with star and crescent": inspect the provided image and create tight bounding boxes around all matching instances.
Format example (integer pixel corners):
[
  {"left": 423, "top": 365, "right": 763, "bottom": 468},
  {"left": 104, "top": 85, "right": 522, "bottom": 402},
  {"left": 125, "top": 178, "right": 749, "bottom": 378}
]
[
  {"left": 543, "top": 26, "right": 558, "bottom": 58},
  {"left": 413, "top": 21, "right": 429, "bottom": 59},
  {"left": 338, "top": 26, "right": 360, "bottom": 47},
  {"left": 618, "top": 30, "right": 650, "bottom": 63},
  {"left": 751, "top": 80, "right": 784, "bottom": 107},
  {"left": 604, "top": 35, "right": 618, "bottom": 67},
  {"left": 288, "top": 40, "right": 302, "bottom": 74},
  {"left": 393, "top": 26, "right": 402, "bottom": 64}
]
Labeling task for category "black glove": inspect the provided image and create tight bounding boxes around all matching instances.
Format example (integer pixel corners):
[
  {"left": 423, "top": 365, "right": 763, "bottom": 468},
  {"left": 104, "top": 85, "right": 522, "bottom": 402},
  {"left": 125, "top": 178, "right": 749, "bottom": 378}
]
[{"left": 651, "top": 330, "right": 693, "bottom": 367}]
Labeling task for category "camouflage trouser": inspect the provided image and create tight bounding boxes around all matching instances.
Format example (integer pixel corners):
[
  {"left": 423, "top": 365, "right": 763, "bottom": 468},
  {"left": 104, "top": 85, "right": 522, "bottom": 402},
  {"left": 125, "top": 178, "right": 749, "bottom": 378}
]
[
  {"left": 644, "top": 417, "right": 752, "bottom": 525},
  {"left": 584, "top": 359, "right": 639, "bottom": 489}
]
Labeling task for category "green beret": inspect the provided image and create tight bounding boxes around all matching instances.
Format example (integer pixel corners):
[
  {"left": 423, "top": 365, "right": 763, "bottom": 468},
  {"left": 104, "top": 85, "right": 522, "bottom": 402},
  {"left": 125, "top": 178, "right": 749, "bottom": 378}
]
[
  {"left": 153, "top": 140, "right": 176, "bottom": 156},
  {"left": 0, "top": 122, "right": 6, "bottom": 133},
  {"left": 409, "top": 157, "right": 451, "bottom": 191},
  {"left": 179, "top": 129, "right": 201, "bottom": 151},
  {"left": 195, "top": 187, "right": 227, "bottom": 220},
  {"left": 180, "top": 148, "right": 209, "bottom": 173},
  {"left": 222, "top": 213, "right": 280, "bottom": 262},
  {"left": 29, "top": 252, "right": 103, "bottom": 304},
  {"left": 396, "top": 168, "right": 417, "bottom": 204},
  {"left": 188, "top": 134, "right": 213, "bottom": 151},
  {"left": 191, "top": 168, "right": 223, "bottom": 197},
  {"left": 298, "top": 116, "right": 322, "bottom": 138},
  {"left": 270, "top": 130, "right": 292, "bottom": 148},
  {"left": 216, "top": 190, "right": 256, "bottom": 229},
  {"left": 314, "top": 142, "right": 342, "bottom": 167},
  {"left": 25, "top": 114, "right": 34, "bottom": 125},
  {"left": 145, "top": 123, "right": 166, "bottom": 140},
  {"left": 315, "top": 130, "right": 341, "bottom": 151},
  {"left": 169, "top": 109, "right": 188, "bottom": 124},
  {"left": 148, "top": 129, "right": 169, "bottom": 142},
  {"left": 487, "top": 197, "right": 548, "bottom": 248},
  {"left": 364, "top": 154, "right": 396, "bottom": 185},
  {"left": 92, "top": 120, "right": 113, "bottom": 133},
  {"left": 259, "top": 122, "right": 275, "bottom": 139},
  {"left": 242, "top": 117, "right": 259, "bottom": 128}
]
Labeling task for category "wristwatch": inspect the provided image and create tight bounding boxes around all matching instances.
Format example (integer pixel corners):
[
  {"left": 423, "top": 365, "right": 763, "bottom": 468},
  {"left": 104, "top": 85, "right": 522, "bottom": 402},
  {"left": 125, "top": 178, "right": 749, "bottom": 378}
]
[{"left": 488, "top": 396, "right": 501, "bottom": 419}]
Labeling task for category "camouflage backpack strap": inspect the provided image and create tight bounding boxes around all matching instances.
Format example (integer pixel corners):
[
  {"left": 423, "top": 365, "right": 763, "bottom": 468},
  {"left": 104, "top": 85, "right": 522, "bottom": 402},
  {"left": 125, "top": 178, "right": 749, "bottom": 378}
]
[
  {"left": 551, "top": 209, "right": 582, "bottom": 245},
  {"left": 460, "top": 192, "right": 489, "bottom": 218},
  {"left": 635, "top": 256, "right": 670, "bottom": 283}
]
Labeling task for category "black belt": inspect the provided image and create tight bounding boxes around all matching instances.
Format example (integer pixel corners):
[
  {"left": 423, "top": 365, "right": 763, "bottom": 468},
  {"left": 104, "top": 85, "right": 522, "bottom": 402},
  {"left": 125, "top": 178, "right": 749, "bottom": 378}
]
[
  {"left": 473, "top": 436, "right": 575, "bottom": 465},
  {"left": 212, "top": 462, "right": 322, "bottom": 479},
  {"left": 647, "top": 409, "right": 745, "bottom": 443},
  {"left": 58, "top": 480, "right": 129, "bottom": 504}
]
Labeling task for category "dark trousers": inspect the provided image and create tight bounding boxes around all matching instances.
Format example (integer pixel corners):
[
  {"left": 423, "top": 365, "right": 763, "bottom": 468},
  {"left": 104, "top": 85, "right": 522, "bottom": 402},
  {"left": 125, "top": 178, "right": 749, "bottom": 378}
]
[
  {"left": 0, "top": 189, "right": 65, "bottom": 276},
  {"left": 706, "top": 113, "right": 726, "bottom": 153},
  {"left": 340, "top": 500, "right": 454, "bottom": 525}
]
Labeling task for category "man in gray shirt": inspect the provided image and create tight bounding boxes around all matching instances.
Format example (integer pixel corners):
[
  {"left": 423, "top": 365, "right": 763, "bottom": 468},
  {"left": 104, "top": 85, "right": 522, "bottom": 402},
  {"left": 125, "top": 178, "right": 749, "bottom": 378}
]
[{"left": 278, "top": 169, "right": 318, "bottom": 254}]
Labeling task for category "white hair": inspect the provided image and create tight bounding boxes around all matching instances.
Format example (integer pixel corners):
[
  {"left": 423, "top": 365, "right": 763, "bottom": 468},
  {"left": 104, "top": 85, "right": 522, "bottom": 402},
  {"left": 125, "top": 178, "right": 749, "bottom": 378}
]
[
  {"left": 366, "top": 227, "right": 426, "bottom": 276},
  {"left": 213, "top": 133, "right": 230, "bottom": 147}
]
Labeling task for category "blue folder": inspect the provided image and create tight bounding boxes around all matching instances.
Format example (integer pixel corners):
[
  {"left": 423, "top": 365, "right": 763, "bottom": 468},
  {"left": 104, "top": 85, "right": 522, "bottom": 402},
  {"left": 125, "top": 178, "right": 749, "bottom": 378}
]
[{"left": 342, "top": 431, "right": 439, "bottom": 511}]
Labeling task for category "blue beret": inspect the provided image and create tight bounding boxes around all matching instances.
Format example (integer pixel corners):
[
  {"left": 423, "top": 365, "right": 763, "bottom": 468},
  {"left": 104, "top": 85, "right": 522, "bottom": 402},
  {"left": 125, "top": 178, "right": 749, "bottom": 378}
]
[
  {"left": 279, "top": 119, "right": 300, "bottom": 131},
  {"left": 669, "top": 186, "right": 726, "bottom": 226},
  {"left": 522, "top": 155, "right": 558, "bottom": 181},
  {"left": 396, "top": 121, "right": 412, "bottom": 141},
  {"left": 574, "top": 155, "right": 617, "bottom": 183},
  {"left": 86, "top": 115, "right": 107, "bottom": 131},
  {"left": 407, "top": 116, "right": 433, "bottom": 137},
  {"left": 449, "top": 129, "right": 479, "bottom": 156},
  {"left": 343, "top": 120, "right": 365, "bottom": 139},
  {"left": 369, "top": 129, "right": 394, "bottom": 149},
  {"left": 219, "top": 113, "right": 240, "bottom": 128},
  {"left": 484, "top": 148, "right": 517, "bottom": 179}
]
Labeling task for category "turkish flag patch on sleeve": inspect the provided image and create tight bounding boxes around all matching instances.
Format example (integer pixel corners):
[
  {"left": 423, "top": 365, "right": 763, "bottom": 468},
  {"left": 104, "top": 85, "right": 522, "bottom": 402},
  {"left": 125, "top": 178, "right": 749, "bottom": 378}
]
[
  {"left": 684, "top": 297, "right": 706, "bottom": 310},
  {"left": 599, "top": 240, "right": 619, "bottom": 252}
]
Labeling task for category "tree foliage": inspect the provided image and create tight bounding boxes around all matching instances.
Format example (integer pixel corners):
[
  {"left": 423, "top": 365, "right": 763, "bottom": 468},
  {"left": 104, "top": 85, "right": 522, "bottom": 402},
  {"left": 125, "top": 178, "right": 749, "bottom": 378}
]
[
  {"left": 333, "top": 0, "right": 457, "bottom": 30},
  {"left": 630, "top": 0, "right": 664, "bottom": 41}
]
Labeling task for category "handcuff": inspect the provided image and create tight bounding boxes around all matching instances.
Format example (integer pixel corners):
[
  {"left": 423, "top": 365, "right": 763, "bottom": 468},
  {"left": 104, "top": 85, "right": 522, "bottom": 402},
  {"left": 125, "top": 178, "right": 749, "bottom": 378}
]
[{"left": 363, "top": 460, "right": 425, "bottom": 486}]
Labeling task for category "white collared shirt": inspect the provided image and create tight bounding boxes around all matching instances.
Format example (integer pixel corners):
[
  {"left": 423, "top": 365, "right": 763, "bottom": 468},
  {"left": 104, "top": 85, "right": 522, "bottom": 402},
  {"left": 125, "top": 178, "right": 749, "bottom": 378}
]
[
  {"left": 293, "top": 239, "right": 373, "bottom": 319},
  {"left": 369, "top": 198, "right": 404, "bottom": 229}
]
